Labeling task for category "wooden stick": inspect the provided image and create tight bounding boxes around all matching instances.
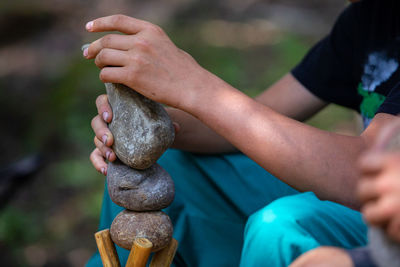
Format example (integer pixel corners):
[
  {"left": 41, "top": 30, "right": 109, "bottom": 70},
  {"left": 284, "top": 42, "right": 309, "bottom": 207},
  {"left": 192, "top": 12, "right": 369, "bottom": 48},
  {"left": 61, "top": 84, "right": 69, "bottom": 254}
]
[
  {"left": 94, "top": 229, "right": 121, "bottom": 267},
  {"left": 150, "top": 239, "right": 178, "bottom": 267},
  {"left": 126, "top": 237, "right": 153, "bottom": 267}
]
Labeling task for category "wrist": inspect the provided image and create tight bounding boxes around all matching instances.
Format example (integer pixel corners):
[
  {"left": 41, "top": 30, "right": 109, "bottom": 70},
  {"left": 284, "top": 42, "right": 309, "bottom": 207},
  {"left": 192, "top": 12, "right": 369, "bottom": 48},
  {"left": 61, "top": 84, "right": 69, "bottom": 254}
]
[{"left": 180, "top": 69, "right": 235, "bottom": 115}]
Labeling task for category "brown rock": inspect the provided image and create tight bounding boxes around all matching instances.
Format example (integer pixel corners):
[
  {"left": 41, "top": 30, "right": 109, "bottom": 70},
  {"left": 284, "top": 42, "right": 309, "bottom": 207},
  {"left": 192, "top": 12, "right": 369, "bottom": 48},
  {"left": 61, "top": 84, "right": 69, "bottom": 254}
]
[
  {"left": 107, "top": 160, "right": 175, "bottom": 211},
  {"left": 110, "top": 210, "right": 173, "bottom": 251},
  {"left": 106, "top": 83, "right": 175, "bottom": 170}
]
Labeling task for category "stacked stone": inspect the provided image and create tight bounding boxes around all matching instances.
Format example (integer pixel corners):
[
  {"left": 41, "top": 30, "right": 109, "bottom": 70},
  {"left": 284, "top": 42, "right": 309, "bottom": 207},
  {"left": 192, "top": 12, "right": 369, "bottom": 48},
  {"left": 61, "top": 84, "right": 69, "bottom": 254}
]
[{"left": 105, "top": 83, "right": 176, "bottom": 252}]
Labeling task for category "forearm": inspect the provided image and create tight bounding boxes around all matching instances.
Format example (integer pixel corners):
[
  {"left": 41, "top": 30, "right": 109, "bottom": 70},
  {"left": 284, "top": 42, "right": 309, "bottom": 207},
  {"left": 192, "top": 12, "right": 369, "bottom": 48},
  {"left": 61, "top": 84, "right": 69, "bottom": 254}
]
[
  {"left": 85, "top": 15, "right": 377, "bottom": 207},
  {"left": 167, "top": 107, "right": 237, "bottom": 153},
  {"left": 254, "top": 73, "right": 327, "bottom": 122},
  {"left": 167, "top": 73, "right": 326, "bottom": 154},
  {"left": 182, "top": 72, "right": 367, "bottom": 208}
]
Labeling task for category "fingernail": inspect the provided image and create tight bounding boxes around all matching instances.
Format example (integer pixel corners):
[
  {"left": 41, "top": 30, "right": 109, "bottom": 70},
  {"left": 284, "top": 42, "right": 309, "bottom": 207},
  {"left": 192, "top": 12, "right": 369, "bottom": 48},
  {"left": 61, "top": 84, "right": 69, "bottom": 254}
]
[
  {"left": 83, "top": 48, "right": 88, "bottom": 57},
  {"left": 86, "top": 21, "right": 93, "bottom": 31},
  {"left": 102, "top": 134, "right": 108, "bottom": 145},
  {"left": 106, "top": 151, "right": 111, "bottom": 160},
  {"left": 103, "top": 111, "right": 109, "bottom": 121},
  {"left": 81, "top": 43, "right": 90, "bottom": 52},
  {"left": 101, "top": 167, "right": 105, "bottom": 175}
]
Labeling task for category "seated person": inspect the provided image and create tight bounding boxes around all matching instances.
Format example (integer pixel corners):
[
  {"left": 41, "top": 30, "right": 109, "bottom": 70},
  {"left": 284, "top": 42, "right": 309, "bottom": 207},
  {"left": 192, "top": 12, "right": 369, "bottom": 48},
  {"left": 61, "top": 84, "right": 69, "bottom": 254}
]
[
  {"left": 85, "top": 0, "right": 400, "bottom": 266},
  {"left": 290, "top": 119, "right": 400, "bottom": 267}
]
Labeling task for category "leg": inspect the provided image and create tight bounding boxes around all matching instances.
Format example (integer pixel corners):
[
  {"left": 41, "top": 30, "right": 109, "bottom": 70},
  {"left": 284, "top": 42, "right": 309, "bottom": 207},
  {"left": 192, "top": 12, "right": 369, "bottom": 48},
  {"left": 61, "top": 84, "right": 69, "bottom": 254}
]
[
  {"left": 160, "top": 150, "right": 297, "bottom": 267},
  {"left": 240, "top": 192, "right": 367, "bottom": 267},
  {"left": 87, "top": 149, "right": 297, "bottom": 267},
  {"left": 289, "top": 247, "right": 353, "bottom": 267}
]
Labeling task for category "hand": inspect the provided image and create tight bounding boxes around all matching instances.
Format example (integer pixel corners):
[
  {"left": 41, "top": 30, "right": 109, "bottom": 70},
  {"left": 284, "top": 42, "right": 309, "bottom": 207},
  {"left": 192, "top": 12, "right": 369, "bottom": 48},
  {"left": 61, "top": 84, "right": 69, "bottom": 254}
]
[
  {"left": 357, "top": 121, "right": 400, "bottom": 242},
  {"left": 89, "top": 94, "right": 117, "bottom": 175},
  {"left": 84, "top": 14, "right": 211, "bottom": 110},
  {"left": 89, "top": 94, "right": 181, "bottom": 175}
]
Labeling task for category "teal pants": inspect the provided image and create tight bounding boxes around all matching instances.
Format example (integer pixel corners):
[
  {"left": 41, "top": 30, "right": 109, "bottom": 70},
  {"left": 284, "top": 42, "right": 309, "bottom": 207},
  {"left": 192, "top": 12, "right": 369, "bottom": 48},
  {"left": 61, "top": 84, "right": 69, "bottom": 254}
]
[{"left": 87, "top": 149, "right": 367, "bottom": 267}]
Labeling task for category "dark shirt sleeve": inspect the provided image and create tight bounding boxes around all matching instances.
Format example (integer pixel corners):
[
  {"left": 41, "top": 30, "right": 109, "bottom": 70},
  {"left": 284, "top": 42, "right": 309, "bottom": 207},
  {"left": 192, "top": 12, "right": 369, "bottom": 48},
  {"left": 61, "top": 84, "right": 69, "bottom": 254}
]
[
  {"left": 291, "top": 3, "right": 362, "bottom": 111},
  {"left": 376, "top": 82, "right": 400, "bottom": 116}
]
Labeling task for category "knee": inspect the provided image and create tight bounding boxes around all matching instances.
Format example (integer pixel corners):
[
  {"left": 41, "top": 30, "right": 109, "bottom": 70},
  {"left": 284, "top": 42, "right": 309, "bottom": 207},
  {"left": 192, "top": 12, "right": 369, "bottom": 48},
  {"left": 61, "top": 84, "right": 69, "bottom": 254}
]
[
  {"left": 241, "top": 194, "right": 322, "bottom": 266},
  {"left": 289, "top": 247, "right": 353, "bottom": 267},
  {"left": 245, "top": 192, "right": 319, "bottom": 234}
]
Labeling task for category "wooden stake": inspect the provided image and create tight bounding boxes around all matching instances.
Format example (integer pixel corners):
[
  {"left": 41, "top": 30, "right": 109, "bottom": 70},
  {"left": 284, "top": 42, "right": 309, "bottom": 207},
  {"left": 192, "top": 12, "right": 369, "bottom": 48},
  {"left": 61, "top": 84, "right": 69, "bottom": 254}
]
[
  {"left": 126, "top": 237, "right": 153, "bottom": 267},
  {"left": 95, "top": 229, "right": 121, "bottom": 267},
  {"left": 150, "top": 239, "right": 178, "bottom": 267}
]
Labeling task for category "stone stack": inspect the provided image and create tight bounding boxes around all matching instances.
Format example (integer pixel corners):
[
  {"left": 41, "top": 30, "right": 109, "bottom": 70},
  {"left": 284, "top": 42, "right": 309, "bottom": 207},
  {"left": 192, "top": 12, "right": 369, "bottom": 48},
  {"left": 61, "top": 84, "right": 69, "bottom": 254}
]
[{"left": 105, "top": 83, "right": 175, "bottom": 252}]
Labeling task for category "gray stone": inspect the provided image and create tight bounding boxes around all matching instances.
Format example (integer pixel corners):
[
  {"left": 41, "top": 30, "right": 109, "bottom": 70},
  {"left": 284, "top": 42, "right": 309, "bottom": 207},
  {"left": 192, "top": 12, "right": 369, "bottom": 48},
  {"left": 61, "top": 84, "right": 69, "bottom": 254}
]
[
  {"left": 107, "top": 160, "right": 175, "bottom": 211},
  {"left": 106, "top": 83, "right": 175, "bottom": 169},
  {"left": 110, "top": 209, "right": 173, "bottom": 251}
]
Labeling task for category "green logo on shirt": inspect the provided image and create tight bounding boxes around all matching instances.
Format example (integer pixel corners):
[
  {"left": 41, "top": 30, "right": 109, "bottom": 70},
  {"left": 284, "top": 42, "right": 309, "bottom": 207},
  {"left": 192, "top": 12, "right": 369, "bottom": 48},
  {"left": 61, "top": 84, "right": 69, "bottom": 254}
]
[{"left": 358, "top": 82, "right": 386, "bottom": 120}]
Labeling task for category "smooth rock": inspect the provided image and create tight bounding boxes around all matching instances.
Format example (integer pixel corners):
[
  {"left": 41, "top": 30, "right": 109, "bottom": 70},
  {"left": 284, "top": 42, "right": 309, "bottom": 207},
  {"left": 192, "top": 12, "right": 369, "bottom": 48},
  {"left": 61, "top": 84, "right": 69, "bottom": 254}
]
[
  {"left": 110, "top": 210, "right": 173, "bottom": 251},
  {"left": 106, "top": 83, "right": 175, "bottom": 169},
  {"left": 107, "top": 160, "right": 175, "bottom": 211}
]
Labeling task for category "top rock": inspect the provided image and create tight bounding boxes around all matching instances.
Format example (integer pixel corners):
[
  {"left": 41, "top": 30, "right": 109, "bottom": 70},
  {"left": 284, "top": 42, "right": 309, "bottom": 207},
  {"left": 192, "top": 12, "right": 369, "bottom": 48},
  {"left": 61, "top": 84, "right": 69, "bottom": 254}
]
[{"left": 106, "top": 83, "right": 175, "bottom": 169}]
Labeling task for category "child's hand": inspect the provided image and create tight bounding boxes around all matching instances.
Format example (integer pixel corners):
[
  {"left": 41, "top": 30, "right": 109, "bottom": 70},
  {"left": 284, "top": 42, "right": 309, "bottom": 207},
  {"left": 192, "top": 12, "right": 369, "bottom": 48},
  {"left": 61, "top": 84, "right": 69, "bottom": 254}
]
[
  {"left": 90, "top": 94, "right": 117, "bottom": 175},
  {"left": 89, "top": 94, "right": 181, "bottom": 175},
  {"left": 83, "top": 14, "right": 210, "bottom": 110},
  {"left": 357, "top": 121, "right": 400, "bottom": 242}
]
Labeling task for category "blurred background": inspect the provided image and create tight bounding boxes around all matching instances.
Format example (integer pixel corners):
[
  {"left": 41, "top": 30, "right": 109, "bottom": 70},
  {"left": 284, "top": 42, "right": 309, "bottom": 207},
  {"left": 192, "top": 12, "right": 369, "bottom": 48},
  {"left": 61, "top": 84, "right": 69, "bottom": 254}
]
[{"left": 0, "top": 0, "right": 361, "bottom": 266}]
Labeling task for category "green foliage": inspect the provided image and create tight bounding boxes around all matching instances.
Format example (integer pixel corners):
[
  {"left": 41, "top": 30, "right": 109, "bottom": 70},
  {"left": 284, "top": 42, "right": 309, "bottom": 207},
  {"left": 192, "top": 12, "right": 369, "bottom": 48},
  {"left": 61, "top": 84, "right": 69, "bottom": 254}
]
[{"left": 0, "top": 207, "right": 41, "bottom": 246}]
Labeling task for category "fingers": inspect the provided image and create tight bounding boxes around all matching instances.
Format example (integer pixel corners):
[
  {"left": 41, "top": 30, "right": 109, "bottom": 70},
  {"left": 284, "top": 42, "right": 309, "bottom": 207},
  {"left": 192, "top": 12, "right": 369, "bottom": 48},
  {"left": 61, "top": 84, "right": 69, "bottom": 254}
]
[
  {"left": 86, "top": 14, "right": 149, "bottom": 35},
  {"left": 357, "top": 167, "right": 398, "bottom": 203},
  {"left": 358, "top": 152, "right": 400, "bottom": 178},
  {"left": 90, "top": 148, "right": 108, "bottom": 175},
  {"left": 386, "top": 215, "right": 400, "bottom": 243},
  {"left": 362, "top": 195, "right": 400, "bottom": 225},
  {"left": 373, "top": 119, "right": 400, "bottom": 151},
  {"left": 99, "top": 67, "right": 130, "bottom": 84},
  {"left": 94, "top": 136, "right": 116, "bottom": 162},
  {"left": 357, "top": 177, "right": 380, "bottom": 203},
  {"left": 96, "top": 94, "right": 113, "bottom": 123},
  {"left": 91, "top": 115, "right": 114, "bottom": 147},
  {"left": 94, "top": 48, "right": 129, "bottom": 69},
  {"left": 358, "top": 152, "right": 385, "bottom": 175},
  {"left": 86, "top": 34, "right": 133, "bottom": 59}
]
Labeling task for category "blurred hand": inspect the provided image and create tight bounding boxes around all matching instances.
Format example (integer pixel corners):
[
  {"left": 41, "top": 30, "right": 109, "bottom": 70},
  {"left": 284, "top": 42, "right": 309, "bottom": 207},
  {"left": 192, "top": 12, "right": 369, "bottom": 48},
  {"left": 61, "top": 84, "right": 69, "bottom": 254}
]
[
  {"left": 357, "top": 120, "right": 400, "bottom": 242},
  {"left": 84, "top": 14, "right": 212, "bottom": 110},
  {"left": 89, "top": 94, "right": 117, "bottom": 175}
]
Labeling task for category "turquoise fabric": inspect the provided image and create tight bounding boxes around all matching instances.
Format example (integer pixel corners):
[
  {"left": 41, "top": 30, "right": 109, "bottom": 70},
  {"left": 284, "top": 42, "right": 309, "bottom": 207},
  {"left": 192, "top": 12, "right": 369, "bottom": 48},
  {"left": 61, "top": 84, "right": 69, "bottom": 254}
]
[
  {"left": 86, "top": 149, "right": 367, "bottom": 267},
  {"left": 240, "top": 192, "right": 367, "bottom": 267}
]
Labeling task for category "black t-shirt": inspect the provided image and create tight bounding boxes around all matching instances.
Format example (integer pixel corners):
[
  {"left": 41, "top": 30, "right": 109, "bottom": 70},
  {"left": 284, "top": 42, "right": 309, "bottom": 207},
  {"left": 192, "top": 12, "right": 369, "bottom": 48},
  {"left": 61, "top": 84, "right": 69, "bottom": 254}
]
[{"left": 292, "top": 0, "right": 400, "bottom": 127}]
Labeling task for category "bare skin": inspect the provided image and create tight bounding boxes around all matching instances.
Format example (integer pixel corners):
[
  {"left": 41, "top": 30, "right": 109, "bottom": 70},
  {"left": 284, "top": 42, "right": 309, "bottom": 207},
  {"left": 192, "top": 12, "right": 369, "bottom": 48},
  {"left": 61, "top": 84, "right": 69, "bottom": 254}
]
[
  {"left": 86, "top": 14, "right": 396, "bottom": 209},
  {"left": 289, "top": 119, "right": 400, "bottom": 266},
  {"left": 357, "top": 121, "right": 400, "bottom": 242},
  {"left": 289, "top": 247, "right": 353, "bottom": 267}
]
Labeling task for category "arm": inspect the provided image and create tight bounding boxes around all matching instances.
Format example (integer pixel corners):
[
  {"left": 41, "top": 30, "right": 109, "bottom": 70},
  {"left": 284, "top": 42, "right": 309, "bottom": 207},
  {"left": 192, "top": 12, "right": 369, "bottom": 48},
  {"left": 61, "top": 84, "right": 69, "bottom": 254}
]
[
  {"left": 90, "top": 73, "right": 325, "bottom": 158},
  {"left": 89, "top": 74, "right": 325, "bottom": 173},
  {"left": 169, "top": 73, "right": 327, "bottom": 153},
  {"left": 181, "top": 70, "right": 393, "bottom": 208},
  {"left": 85, "top": 15, "right": 394, "bottom": 207}
]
